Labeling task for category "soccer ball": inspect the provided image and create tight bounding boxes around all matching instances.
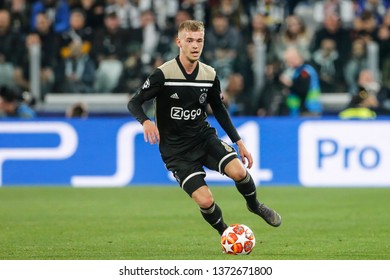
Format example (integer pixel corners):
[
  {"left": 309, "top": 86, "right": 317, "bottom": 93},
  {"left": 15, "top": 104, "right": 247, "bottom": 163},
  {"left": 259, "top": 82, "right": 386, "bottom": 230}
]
[{"left": 221, "top": 224, "right": 256, "bottom": 255}]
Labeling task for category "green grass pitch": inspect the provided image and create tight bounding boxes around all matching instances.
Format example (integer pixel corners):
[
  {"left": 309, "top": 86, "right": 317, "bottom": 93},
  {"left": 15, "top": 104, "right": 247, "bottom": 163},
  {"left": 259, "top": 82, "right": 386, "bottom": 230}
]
[{"left": 0, "top": 186, "right": 389, "bottom": 260}]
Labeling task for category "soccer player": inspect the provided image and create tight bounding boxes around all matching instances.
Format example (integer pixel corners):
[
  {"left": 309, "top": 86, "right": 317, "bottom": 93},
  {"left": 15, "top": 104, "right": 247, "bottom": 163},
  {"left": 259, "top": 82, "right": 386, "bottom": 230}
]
[{"left": 127, "top": 20, "right": 281, "bottom": 236}]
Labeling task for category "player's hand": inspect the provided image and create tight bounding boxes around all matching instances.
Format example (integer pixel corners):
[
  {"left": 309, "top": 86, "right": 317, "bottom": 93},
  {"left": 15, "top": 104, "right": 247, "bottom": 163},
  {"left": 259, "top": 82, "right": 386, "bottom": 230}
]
[
  {"left": 142, "top": 120, "right": 160, "bottom": 145},
  {"left": 236, "top": 140, "right": 253, "bottom": 169}
]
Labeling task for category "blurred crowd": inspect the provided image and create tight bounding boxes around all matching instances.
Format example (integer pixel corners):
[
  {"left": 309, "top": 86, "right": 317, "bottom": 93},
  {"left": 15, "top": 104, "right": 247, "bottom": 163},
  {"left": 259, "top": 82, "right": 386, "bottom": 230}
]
[{"left": 1, "top": 0, "right": 390, "bottom": 118}]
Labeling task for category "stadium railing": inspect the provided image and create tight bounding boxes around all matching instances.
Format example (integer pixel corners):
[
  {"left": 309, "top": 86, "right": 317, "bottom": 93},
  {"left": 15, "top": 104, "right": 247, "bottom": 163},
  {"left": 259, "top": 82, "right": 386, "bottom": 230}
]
[{"left": 36, "top": 92, "right": 350, "bottom": 116}]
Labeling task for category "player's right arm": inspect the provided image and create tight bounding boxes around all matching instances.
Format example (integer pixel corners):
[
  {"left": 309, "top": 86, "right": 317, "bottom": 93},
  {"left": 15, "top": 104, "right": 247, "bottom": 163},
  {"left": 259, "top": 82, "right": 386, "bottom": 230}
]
[{"left": 127, "top": 69, "right": 164, "bottom": 144}]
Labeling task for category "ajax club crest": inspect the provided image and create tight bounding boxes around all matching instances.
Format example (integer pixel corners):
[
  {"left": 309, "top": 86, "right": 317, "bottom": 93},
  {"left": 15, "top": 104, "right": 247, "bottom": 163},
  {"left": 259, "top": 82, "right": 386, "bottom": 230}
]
[{"left": 199, "top": 90, "right": 207, "bottom": 104}]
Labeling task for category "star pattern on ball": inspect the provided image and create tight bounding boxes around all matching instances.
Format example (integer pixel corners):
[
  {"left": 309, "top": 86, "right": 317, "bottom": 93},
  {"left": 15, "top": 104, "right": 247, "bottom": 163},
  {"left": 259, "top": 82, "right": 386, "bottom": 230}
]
[
  {"left": 222, "top": 238, "right": 234, "bottom": 253},
  {"left": 220, "top": 224, "right": 256, "bottom": 255}
]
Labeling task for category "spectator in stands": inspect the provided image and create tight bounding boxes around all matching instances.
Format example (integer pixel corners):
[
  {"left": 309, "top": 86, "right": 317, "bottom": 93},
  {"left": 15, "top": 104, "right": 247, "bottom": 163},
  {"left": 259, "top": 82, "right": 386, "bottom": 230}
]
[
  {"left": 221, "top": 73, "right": 246, "bottom": 116},
  {"left": 15, "top": 12, "right": 58, "bottom": 99},
  {"left": 55, "top": 40, "right": 96, "bottom": 93},
  {"left": 55, "top": 9, "right": 94, "bottom": 92},
  {"left": 350, "top": 11, "right": 381, "bottom": 83},
  {"left": 4, "top": 0, "right": 31, "bottom": 33},
  {"left": 179, "top": 0, "right": 209, "bottom": 25},
  {"left": 344, "top": 38, "right": 369, "bottom": 94},
  {"left": 313, "top": 0, "right": 354, "bottom": 26},
  {"left": 106, "top": 0, "right": 144, "bottom": 29},
  {"left": 66, "top": 101, "right": 89, "bottom": 118},
  {"left": 255, "top": 80, "right": 287, "bottom": 116},
  {"left": 252, "top": 13, "right": 288, "bottom": 117},
  {"left": 139, "top": 10, "right": 160, "bottom": 74},
  {"left": 148, "top": 0, "right": 178, "bottom": 31},
  {"left": 354, "top": 0, "right": 390, "bottom": 24},
  {"left": 238, "top": 12, "right": 274, "bottom": 114},
  {"left": 115, "top": 55, "right": 144, "bottom": 95},
  {"left": 311, "top": 14, "right": 352, "bottom": 67},
  {"left": 203, "top": 12, "right": 241, "bottom": 88},
  {"left": 30, "top": 0, "right": 70, "bottom": 33},
  {"left": 210, "top": 0, "right": 247, "bottom": 29},
  {"left": 120, "top": 9, "right": 161, "bottom": 93},
  {"left": 279, "top": 47, "right": 322, "bottom": 117},
  {"left": 322, "top": 0, "right": 344, "bottom": 16},
  {"left": 311, "top": 38, "right": 346, "bottom": 92},
  {"left": 113, "top": 9, "right": 157, "bottom": 94},
  {"left": 286, "top": 0, "right": 305, "bottom": 15},
  {"left": 0, "top": 9, "right": 23, "bottom": 89},
  {"left": 352, "top": 10, "right": 379, "bottom": 42},
  {"left": 74, "top": 0, "right": 105, "bottom": 29},
  {"left": 273, "top": 14, "right": 312, "bottom": 63},
  {"left": 338, "top": 87, "right": 378, "bottom": 119},
  {"left": 357, "top": 68, "right": 390, "bottom": 113},
  {"left": 106, "top": 0, "right": 179, "bottom": 30},
  {"left": 92, "top": 9, "right": 127, "bottom": 93},
  {"left": 0, "top": 86, "right": 36, "bottom": 118},
  {"left": 59, "top": 8, "right": 93, "bottom": 57},
  {"left": 247, "top": 0, "right": 285, "bottom": 33},
  {"left": 377, "top": 8, "right": 390, "bottom": 87}
]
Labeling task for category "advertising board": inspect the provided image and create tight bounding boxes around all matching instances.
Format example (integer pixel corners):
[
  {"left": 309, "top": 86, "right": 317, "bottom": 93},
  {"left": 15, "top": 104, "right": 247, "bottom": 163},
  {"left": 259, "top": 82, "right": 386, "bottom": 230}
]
[{"left": 1, "top": 118, "right": 389, "bottom": 187}]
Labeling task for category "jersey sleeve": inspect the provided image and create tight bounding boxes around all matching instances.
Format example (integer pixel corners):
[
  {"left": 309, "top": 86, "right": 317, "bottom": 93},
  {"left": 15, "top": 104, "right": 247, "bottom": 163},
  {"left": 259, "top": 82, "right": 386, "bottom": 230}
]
[
  {"left": 208, "top": 76, "right": 241, "bottom": 143},
  {"left": 127, "top": 69, "right": 164, "bottom": 124}
]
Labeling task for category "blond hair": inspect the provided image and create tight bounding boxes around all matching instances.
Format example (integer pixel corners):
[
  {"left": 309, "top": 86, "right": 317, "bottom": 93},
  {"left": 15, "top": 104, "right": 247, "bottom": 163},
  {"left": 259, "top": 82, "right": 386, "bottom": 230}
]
[{"left": 178, "top": 20, "right": 204, "bottom": 36}]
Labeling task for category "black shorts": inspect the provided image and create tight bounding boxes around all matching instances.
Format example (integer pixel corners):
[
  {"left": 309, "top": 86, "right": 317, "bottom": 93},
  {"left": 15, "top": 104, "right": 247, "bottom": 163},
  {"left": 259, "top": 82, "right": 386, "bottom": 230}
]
[{"left": 163, "top": 134, "right": 237, "bottom": 196}]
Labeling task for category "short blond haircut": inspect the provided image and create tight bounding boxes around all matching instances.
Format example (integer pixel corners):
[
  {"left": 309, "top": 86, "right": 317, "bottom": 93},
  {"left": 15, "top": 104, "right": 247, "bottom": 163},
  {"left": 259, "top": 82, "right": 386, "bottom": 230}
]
[{"left": 178, "top": 20, "right": 204, "bottom": 36}]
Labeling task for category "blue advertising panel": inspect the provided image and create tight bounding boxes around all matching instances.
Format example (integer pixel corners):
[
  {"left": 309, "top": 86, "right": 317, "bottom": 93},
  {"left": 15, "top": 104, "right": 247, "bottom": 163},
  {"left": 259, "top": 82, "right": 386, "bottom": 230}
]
[{"left": 1, "top": 117, "right": 389, "bottom": 187}]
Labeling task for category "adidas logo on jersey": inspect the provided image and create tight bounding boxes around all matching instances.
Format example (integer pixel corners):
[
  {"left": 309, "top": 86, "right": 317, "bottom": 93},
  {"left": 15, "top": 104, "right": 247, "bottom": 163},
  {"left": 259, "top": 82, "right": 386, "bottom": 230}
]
[{"left": 170, "top": 93, "right": 179, "bottom": 99}]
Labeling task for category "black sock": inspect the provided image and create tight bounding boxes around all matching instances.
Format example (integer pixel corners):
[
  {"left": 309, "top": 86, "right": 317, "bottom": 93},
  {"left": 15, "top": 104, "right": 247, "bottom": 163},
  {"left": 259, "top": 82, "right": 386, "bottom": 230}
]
[
  {"left": 235, "top": 172, "right": 259, "bottom": 211},
  {"left": 200, "top": 202, "right": 227, "bottom": 235}
]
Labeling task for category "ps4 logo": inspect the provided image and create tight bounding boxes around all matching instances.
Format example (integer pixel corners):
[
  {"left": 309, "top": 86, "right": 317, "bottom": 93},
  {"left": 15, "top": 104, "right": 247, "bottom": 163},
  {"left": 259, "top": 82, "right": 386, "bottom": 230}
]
[{"left": 0, "top": 121, "right": 272, "bottom": 187}]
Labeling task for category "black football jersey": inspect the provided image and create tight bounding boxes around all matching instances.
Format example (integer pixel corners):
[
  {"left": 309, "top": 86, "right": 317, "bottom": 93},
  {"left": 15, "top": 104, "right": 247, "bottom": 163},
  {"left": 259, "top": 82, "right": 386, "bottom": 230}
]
[{"left": 128, "top": 56, "right": 240, "bottom": 157}]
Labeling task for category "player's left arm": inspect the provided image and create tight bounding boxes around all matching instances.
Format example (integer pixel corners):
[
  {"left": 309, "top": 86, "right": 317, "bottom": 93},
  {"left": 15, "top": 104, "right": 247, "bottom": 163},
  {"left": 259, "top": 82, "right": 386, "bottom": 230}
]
[{"left": 208, "top": 76, "right": 253, "bottom": 168}]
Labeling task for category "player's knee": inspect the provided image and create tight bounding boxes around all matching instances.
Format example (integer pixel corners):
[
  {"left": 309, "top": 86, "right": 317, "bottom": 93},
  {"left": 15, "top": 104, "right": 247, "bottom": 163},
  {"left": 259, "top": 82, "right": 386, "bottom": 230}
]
[
  {"left": 228, "top": 167, "right": 247, "bottom": 182},
  {"left": 195, "top": 191, "right": 214, "bottom": 209},
  {"left": 192, "top": 186, "right": 214, "bottom": 209},
  {"left": 198, "top": 196, "right": 214, "bottom": 209},
  {"left": 224, "top": 159, "right": 247, "bottom": 181}
]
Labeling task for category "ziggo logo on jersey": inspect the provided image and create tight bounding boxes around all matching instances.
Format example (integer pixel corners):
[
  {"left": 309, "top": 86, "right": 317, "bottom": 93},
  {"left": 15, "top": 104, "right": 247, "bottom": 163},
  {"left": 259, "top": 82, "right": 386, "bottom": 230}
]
[{"left": 171, "top": 107, "right": 202, "bottom": 120}]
